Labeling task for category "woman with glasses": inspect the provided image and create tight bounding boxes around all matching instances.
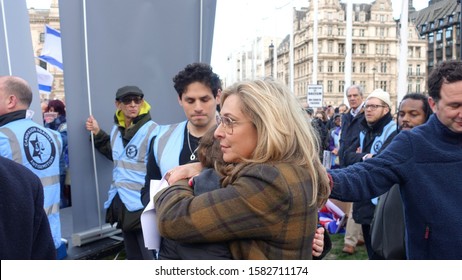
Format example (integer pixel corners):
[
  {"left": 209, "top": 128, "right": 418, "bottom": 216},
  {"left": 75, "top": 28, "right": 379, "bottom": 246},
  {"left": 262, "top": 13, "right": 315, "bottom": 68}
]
[
  {"left": 85, "top": 85, "right": 158, "bottom": 259},
  {"left": 155, "top": 79, "right": 330, "bottom": 259}
]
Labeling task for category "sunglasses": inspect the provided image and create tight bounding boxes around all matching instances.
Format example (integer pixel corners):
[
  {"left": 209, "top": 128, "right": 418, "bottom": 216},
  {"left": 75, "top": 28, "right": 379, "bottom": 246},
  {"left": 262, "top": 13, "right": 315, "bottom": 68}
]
[{"left": 120, "top": 96, "right": 143, "bottom": 105}]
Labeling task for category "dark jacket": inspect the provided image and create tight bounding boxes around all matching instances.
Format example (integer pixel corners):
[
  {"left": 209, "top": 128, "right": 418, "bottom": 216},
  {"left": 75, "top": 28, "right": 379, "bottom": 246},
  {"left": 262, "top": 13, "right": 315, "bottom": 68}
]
[
  {"left": 0, "top": 156, "right": 56, "bottom": 260},
  {"left": 338, "top": 108, "right": 365, "bottom": 167},
  {"left": 343, "top": 113, "right": 397, "bottom": 224},
  {"left": 329, "top": 115, "right": 462, "bottom": 259}
]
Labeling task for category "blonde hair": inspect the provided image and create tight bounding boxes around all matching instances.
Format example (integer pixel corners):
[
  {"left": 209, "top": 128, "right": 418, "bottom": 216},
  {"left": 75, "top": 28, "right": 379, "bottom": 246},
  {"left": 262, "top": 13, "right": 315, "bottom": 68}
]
[{"left": 219, "top": 79, "right": 330, "bottom": 207}]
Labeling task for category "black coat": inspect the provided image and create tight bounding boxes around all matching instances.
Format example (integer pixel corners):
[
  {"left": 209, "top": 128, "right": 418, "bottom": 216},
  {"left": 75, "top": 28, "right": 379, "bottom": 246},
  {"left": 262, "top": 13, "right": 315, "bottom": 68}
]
[{"left": 0, "top": 157, "right": 56, "bottom": 259}]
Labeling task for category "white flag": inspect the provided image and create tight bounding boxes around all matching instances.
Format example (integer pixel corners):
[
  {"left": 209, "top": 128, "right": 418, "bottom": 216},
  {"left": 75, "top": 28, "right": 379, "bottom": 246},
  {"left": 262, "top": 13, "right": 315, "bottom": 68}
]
[
  {"left": 35, "top": 65, "right": 54, "bottom": 95},
  {"left": 38, "top": 25, "right": 63, "bottom": 70}
]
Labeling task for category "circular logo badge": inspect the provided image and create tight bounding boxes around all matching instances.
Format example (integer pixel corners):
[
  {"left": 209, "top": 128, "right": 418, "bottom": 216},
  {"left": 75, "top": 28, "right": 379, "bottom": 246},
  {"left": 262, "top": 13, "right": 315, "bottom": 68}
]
[
  {"left": 373, "top": 140, "right": 383, "bottom": 154},
  {"left": 126, "top": 144, "right": 138, "bottom": 159},
  {"left": 23, "top": 127, "right": 56, "bottom": 170}
]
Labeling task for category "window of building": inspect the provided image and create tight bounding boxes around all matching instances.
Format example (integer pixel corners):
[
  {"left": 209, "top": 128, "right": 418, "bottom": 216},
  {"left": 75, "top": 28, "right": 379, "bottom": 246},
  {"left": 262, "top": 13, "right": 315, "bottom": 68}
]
[
  {"left": 416, "top": 64, "right": 421, "bottom": 75},
  {"left": 339, "top": 80, "right": 345, "bottom": 93},
  {"left": 439, "top": 18, "right": 444, "bottom": 26},
  {"left": 416, "top": 47, "right": 421, "bottom": 58},
  {"left": 339, "top": 43, "right": 345, "bottom": 54},
  {"left": 338, "top": 28, "right": 344, "bottom": 36},
  {"left": 360, "top": 81, "right": 366, "bottom": 91},
  {"left": 428, "top": 33, "right": 434, "bottom": 44},
  {"left": 318, "top": 61, "right": 323, "bottom": 73},
  {"left": 408, "top": 82, "right": 412, "bottom": 93},
  {"left": 359, "top": 29, "right": 365, "bottom": 37},
  {"left": 360, "top": 44, "right": 366, "bottom": 54},
  {"left": 327, "top": 80, "right": 333, "bottom": 92},
  {"left": 328, "top": 61, "right": 333, "bottom": 72},
  {"left": 381, "top": 62, "right": 387, "bottom": 73},
  {"left": 380, "top": 15, "right": 385, "bottom": 22},
  {"left": 430, "top": 22, "right": 434, "bottom": 29},
  {"left": 352, "top": 62, "right": 356, "bottom": 73},
  {"left": 380, "top": 81, "right": 387, "bottom": 91},
  {"left": 328, "top": 26, "right": 333, "bottom": 35},
  {"left": 352, "top": 44, "right": 356, "bottom": 54},
  {"left": 317, "top": 80, "right": 323, "bottom": 86},
  {"left": 408, "top": 64, "right": 413, "bottom": 75},
  {"left": 436, "top": 30, "right": 443, "bottom": 42},
  {"left": 448, "top": 15, "right": 453, "bottom": 23},
  {"left": 416, "top": 80, "right": 421, "bottom": 93},
  {"left": 408, "top": 47, "right": 413, "bottom": 57},
  {"left": 339, "top": 61, "right": 345, "bottom": 73},
  {"left": 360, "top": 62, "right": 366, "bottom": 73},
  {"left": 40, "top": 32, "right": 45, "bottom": 43},
  {"left": 39, "top": 60, "right": 47, "bottom": 69},
  {"left": 446, "top": 26, "right": 453, "bottom": 39}
]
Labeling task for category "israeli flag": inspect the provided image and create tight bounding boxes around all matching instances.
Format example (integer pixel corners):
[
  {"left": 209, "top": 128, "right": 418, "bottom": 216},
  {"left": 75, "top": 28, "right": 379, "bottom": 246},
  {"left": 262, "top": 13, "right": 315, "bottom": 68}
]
[
  {"left": 38, "top": 25, "right": 63, "bottom": 70},
  {"left": 36, "top": 65, "right": 54, "bottom": 95}
]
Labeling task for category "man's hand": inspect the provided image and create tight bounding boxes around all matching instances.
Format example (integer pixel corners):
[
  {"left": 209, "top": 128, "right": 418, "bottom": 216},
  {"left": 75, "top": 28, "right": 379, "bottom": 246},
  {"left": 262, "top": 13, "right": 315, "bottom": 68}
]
[{"left": 86, "top": 115, "right": 100, "bottom": 135}]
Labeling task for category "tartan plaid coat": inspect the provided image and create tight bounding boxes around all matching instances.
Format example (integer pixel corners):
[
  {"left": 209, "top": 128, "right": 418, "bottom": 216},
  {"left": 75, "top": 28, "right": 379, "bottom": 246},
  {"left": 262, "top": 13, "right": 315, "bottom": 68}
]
[{"left": 155, "top": 163, "right": 318, "bottom": 260}]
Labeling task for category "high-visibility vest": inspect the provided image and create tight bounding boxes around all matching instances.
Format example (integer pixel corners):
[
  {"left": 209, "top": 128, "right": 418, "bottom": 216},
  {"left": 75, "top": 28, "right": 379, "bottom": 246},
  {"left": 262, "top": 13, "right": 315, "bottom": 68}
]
[
  {"left": 104, "top": 121, "right": 158, "bottom": 212},
  {"left": 0, "top": 118, "right": 63, "bottom": 249},
  {"left": 152, "top": 120, "right": 187, "bottom": 177}
]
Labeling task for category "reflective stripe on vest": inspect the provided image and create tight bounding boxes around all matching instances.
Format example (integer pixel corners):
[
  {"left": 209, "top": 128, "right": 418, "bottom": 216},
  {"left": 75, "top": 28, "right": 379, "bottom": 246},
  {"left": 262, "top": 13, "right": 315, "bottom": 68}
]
[
  {"left": 104, "top": 121, "right": 157, "bottom": 211},
  {"left": 153, "top": 121, "right": 187, "bottom": 177}
]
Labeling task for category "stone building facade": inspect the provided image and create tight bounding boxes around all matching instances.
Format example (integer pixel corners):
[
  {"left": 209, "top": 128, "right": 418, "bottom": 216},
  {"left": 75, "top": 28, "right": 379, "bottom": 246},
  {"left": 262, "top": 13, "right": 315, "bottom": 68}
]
[{"left": 284, "top": 0, "right": 427, "bottom": 110}]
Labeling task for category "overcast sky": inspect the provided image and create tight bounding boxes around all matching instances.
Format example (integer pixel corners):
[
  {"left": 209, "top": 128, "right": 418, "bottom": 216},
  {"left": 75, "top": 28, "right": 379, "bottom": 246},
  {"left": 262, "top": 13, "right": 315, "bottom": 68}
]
[{"left": 26, "top": 0, "right": 429, "bottom": 76}]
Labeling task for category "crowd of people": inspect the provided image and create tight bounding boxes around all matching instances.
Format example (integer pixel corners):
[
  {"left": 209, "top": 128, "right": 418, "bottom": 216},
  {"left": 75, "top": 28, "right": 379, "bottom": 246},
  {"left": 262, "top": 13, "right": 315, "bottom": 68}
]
[{"left": 1, "top": 59, "right": 461, "bottom": 260}]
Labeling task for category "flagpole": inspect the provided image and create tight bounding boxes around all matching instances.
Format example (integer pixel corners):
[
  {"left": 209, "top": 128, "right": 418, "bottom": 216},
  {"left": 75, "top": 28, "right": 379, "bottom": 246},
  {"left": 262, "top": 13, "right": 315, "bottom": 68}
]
[
  {"left": 344, "top": 0, "right": 352, "bottom": 105},
  {"left": 199, "top": 0, "right": 203, "bottom": 62},
  {"left": 397, "top": 0, "right": 409, "bottom": 108},
  {"left": 0, "top": 0, "right": 12, "bottom": 75},
  {"left": 83, "top": 0, "right": 103, "bottom": 230}
]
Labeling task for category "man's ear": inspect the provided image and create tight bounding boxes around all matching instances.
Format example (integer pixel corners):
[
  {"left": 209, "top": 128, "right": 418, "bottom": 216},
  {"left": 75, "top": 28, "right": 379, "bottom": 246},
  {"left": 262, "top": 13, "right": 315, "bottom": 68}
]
[
  {"left": 428, "top": 97, "right": 437, "bottom": 113},
  {"left": 177, "top": 95, "right": 183, "bottom": 107},
  {"left": 115, "top": 100, "right": 122, "bottom": 109},
  {"left": 7, "top": 95, "right": 17, "bottom": 110}
]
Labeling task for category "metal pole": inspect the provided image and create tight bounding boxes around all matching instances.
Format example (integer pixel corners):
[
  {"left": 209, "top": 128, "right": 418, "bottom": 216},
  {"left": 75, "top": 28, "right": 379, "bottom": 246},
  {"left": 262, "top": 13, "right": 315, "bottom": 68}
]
[
  {"left": 459, "top": 0, "right": 462, "bottom": 60},
  {"left": 0, "top": 0, "right": 12, "bottom": 74}
]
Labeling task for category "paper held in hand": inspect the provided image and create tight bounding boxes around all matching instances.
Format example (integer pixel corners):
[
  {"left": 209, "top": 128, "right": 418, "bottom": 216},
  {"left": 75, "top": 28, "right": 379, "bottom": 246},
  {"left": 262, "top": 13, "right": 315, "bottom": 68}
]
[{"left": 140, "top": 178, "right": 169, "bottom": 251}]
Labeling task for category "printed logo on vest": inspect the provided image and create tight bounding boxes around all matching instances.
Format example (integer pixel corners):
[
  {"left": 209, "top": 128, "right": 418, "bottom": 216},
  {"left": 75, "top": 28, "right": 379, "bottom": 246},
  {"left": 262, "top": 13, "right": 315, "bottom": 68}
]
[
  {"left": 23, "top": 127, "right": 56, "bottom": 170},
  {"left": 126, "top": 144, "right": 138, "bottom": 159},
  {"left": 373, "top": 140, "right": 383, "bottom": 154}
]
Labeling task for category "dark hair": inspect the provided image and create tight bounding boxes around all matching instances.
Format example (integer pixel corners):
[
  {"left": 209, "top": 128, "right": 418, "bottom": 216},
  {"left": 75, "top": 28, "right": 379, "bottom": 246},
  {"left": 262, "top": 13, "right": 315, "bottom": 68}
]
[
  {"left": 173, "top": 63, "right": 222, "bottom": 99},
  {"left": 399, "top": 93, "right": 432, "bottom": 122},
  {"left": 427, "top": 60, "right": 462, "bottom": 102},
  {"left": 47, "top": 99, "right": 66, "bottom": 117},
  {"left": 197, "top": 125, "right": 224, "bottom": 170}
]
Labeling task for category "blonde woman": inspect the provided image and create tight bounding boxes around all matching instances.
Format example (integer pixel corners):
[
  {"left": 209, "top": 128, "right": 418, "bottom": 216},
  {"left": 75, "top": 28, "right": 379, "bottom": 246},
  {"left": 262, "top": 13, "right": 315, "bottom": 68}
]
[{"left": 155, "top": 79, "right": 330, "bottom": 259}]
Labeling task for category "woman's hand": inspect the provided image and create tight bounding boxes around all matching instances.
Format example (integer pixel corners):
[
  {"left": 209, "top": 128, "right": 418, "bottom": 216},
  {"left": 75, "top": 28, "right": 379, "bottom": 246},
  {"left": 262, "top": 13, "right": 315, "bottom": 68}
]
[
  {"left": 312, "top": 227, "right": 325, "bottom": 258},
  {"left": 166, "top": 162, "right": 203, "bottom": 185}
]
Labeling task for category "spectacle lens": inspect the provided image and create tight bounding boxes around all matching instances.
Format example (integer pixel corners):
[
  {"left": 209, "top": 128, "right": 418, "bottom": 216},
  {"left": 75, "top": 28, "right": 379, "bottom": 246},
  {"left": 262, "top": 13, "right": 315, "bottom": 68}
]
[{"left": 121, "top": 96, "right": 143, "bottom": 105}]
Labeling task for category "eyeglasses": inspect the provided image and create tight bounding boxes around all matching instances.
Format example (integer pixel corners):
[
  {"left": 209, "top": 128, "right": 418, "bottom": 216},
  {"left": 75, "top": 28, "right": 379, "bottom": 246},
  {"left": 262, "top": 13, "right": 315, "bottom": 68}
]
[
  {"left": 120, "top": 96, "right": 143, "bottom": 105},
  {"left": 363, "top": 104, "right": 386, "bottom": 111},
  {"left": 216, "top": 115, "right": 250, "bottom": 135}
]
